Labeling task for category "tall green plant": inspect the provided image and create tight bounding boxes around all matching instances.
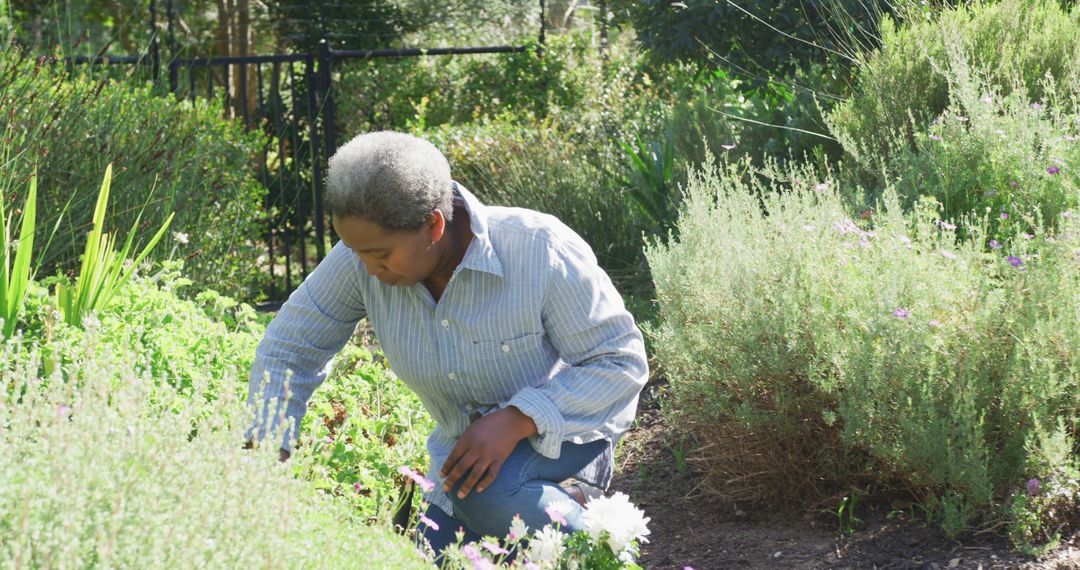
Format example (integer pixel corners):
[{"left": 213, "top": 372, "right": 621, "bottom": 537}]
[
  {"left": 619, "top": 132, "right": 678, "bottom": 237},
  {"left": 55, "top": 165, "right": 174, "bottom": 327},
  {"left": 0, "top": 174, "right": 36, "bottom": 339}
]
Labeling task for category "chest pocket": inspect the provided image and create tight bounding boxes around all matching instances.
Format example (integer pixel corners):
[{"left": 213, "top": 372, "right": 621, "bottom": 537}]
[{"left": 468, "top": 331, "right": 545, "bottom": 361}]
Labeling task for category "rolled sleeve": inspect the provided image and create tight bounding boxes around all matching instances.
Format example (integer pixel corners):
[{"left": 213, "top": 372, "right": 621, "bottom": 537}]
[
  {"left": 245, "top": 241, "right": 366, "bottom": 453},
  {"left": 504, "top": 235, "right": 648, "bottom": 459}
]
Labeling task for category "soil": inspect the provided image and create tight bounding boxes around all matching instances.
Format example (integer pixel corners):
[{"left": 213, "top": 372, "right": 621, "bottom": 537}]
[{"left": 607, "top": 381, "right": 1080, "bottom": 570}]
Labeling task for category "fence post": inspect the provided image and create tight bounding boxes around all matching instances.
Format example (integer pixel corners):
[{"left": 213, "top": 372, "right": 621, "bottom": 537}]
[
  {"left": 307, "top": 49, "right": 327, "bottom": 262},
  {"left": 149, "top": 0, "right": 160, "bottom": 79},
  {"left": 319, "top": 39, "right": 337, "bottom": 169},
  {"left": 537, "top": 0, "right": 546, "bottom": 58},
  {"left": 167, "top": 0, "right": 178, "bottom": 92}
]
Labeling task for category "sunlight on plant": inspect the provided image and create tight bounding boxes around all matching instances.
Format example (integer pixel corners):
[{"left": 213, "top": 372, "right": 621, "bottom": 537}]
[
  {"left": 55, "top": 164, "right": 174, "bottom": 327},
  {"left": 0, "top": 173, "right": 35, "bottom": 339}
]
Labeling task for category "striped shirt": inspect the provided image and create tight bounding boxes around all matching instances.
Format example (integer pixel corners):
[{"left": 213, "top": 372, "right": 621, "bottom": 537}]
[{"left": 245, "top": 182, "right": 648, "bottom": 516}]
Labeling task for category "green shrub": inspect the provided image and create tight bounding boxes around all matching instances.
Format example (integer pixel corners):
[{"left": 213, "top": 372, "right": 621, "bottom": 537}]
[
  {"left": 336, "top": 33, "right": 595, "bottom": 134},
  {"left": 0, "top": 331, "right": 427, "bottom": 569},
  {"left": 18, "top": 259, "right": 432, "bottom": 525},
  {"left": 0, "top": 48, "right": 270, "bottom": 301},
  {"left": 828, "top": 0, "right": 1080, "bottom": 176},
  {"left": 425, "top": 120, "right": 647, "bottom": 290},
  {"left": 646, "top": 156, "right": 1080, "bottom": 535}
]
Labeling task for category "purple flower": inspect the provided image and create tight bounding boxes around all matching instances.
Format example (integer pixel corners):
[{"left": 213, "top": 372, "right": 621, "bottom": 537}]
[
  {"left": 929, "top": 134, "right": 942, "bottom": 141},
  {"left": 1027, "top": 478, "right": 1042, "bottom": 497},
  {"left": 399, "top": 465, "right": 436, "bottom": 492},
  {"left": 1031, "top": 103, "right": 1043, "bottom": 110},
  {"left": 1047, "top": 166, "right": 1061, "bottom": 175},
  {"left": 462, "top": 544, "right": 482, "bottom": 562},
  {"left": 1021, "top": 233, "right": 1034, "bottom": 239},
  {"left": 989, "top": 239, "right": 1002, "bottom": 250},
  {"left": 1008, "top": 180, "right": 1018, "bottom": 188},
  {"left": 814, "top": 182, "right": 829, "bottom": 192},
  {"left": 893, "top": 308, "right": 910, "bottom": 319},
  {"left": 353, "top": 482, "right": 362, "bottom": 492},
  {"left": 57, "top": 405, "right": 72, "bottom": 417},
  {"left": 1008, "top": 255, "right": 1024, "bottom": 267},
  {"left": 935, "top": 220, "right": 957, "bottom": 231},
  {"left": 419, "top": 513, "right": 440, "bottom": 531},
  {"left": 1000, "top": 213, "right": 1010, "bottom": 220}
]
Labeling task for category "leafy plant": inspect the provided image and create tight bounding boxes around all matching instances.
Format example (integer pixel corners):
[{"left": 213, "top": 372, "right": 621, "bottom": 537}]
[
  {"left": 0, "top": 173, "right": 36, "bottom": 339},
  {"left": 55, "top": 165, "right": 174, "bottom": 327},
  {"left": 620, "top": 132, "right": 678, "bottom": 238}
]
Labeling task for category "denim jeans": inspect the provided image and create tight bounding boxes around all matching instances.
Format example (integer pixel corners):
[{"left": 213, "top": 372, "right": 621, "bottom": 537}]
[{"left": 416, "top": 438, "right": 608, "bottom": 559}]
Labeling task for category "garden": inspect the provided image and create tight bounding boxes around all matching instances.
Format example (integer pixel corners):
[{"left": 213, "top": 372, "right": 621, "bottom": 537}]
[{"left": 1, "top": 0, "right": 1078, "bottom": 568}]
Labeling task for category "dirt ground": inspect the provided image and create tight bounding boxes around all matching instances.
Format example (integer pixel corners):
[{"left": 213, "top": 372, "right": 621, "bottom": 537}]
[{"left": 608, "top": 382, "right": 1080, "bottom": 570}]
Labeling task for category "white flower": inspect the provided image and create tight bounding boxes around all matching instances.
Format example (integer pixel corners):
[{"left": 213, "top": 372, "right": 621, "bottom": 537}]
[
  {"left": 172, "top": 231, "right": 189, "bottom": 245},
  {"left": 545, "top": 499, "right": 576, "bottom": 526},
  {"left": 582, "top": 492, "right": 651, "bottom": 554},
  {"left": 527, "top": 526, "right": 565, "bottom": 567},
  {"left": 507, "top": 515, "right": 529, "bottom": 542},
  {"left": 81, "top": 314, "right": 101, "bottom": 329}
]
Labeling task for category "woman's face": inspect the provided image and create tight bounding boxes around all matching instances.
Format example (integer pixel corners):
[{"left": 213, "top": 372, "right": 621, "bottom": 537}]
[{"left": 332, "top": 212, "right": 445, "bottom": 286}]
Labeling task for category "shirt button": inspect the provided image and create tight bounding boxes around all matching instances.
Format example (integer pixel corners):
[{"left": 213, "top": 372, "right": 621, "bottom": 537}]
[
  {"left": 501, "top": 343, "right": 511, "bottom": 353},
  {"left": 441, "top": 319, "right": 450, "bottom": 329},
  {"left": 448, "top": 372, "right": 457, "bottom": 380}
]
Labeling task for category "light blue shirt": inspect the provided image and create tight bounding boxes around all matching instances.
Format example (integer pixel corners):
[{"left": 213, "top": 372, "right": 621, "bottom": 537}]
[{"left": 246, "top": 183, "right": 648, "bottom": 515}]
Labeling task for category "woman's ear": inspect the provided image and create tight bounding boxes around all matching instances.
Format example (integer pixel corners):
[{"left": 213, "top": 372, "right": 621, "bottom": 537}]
[{"left": 427, "top": 210, "right": 446, "bottom": 245}]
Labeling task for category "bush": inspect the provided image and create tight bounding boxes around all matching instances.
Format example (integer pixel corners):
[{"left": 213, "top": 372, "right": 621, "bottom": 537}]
[
  {"left": 646, "top": 156, "right": 1080, "bottom": 536},
  {"left": 15, "top": 259, "right": 431, "bottom": 527},
  {"left": 0, "top": 48, "right": 270, "bottom": 301},
  {"left": 336, "top": 32, "right": 595, "bottom": 134},
  {"left": 0, "top": 272, "right": 429, "bottom": 565},
  {"left": 828, "top": 0, "right": 1080, "bottom": 177}
]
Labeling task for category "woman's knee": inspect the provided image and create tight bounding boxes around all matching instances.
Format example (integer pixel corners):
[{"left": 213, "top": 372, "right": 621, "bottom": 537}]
[{"left": 449, "top": 483, "right": 524, "bottom": 536}]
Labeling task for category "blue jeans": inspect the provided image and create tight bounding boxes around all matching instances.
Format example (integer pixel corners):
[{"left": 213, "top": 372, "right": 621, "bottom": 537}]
[{"left": 416, "top": 438, "right": 608, "bottom": 559}]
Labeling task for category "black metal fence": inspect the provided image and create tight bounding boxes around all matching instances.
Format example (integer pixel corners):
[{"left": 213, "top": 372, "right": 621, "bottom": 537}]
[{"left": 60, "top": 0, "right": 549, "bottom": 307}]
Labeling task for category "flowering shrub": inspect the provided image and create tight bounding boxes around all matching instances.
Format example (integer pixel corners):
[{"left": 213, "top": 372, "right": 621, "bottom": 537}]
[
  {"left": 0, "top": 322, "right": 427, "bottom": 568},
  {"left": 646, "top": 155, "right": 1080, "bottom": 538},
  {"left": 412, "top": 479, "right": 651, "bottom": 569},
  {"left": 826, "top": 0, "right": 1079, "bottom": 239}
]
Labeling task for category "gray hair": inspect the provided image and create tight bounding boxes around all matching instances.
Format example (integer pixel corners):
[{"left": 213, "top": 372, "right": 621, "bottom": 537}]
[{"left": 326, "top": 131, "right": 453, "bottom": 231}]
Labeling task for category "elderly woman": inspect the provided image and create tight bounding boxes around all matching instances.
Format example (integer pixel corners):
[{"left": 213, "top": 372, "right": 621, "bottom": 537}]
[{"left": 245, "top": 131, "right": 648, "bottom": 557}]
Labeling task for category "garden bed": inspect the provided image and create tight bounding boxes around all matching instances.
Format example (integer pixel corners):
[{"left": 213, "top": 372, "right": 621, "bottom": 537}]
[{"left": 611, "top": 380, "right": 1078, "bottom": 569}]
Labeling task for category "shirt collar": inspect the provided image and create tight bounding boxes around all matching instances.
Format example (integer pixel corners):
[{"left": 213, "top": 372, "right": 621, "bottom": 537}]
[{"left": 453, "top": 181, "right": 504, "bottom": 278}]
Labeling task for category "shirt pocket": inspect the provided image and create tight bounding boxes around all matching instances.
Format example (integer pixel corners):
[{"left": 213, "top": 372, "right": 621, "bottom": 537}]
[{"left": 467, "top": 331, "right": 545, "bottom": 361}]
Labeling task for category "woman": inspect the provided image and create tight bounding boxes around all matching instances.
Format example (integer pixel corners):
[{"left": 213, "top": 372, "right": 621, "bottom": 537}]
[{"left": 245, "top": 131, "right": 648, "bottom": 558}]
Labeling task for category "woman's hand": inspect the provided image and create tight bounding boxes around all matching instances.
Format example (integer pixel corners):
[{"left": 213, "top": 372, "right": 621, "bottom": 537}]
[{"left": 439, "top": 406, "right": 538, "bottom": 500}]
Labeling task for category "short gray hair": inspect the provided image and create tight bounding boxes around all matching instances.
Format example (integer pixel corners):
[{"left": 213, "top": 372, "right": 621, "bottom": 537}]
[{"left": 326, "top": 131, "right": 453, "bottom": 231}]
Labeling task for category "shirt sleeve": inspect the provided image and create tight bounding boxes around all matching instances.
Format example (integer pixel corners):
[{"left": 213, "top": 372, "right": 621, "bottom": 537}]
[
  {"left": 245, "top": 241, "right": 367, "bottom": 453},
  {"left": 504, "top": 235, "right": 649, "bottom": 459}
]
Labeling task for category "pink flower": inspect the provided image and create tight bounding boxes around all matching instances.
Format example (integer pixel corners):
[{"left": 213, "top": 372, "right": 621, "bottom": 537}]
[
  {"left": 545, "top": 505, "right": 568, "bottom": 526},
  {"left": 482, "top": 541, "right": 509, "bottom": 556},
  {"left": 928, "top": 319, "right": 942, "bottom": 328},
  {"left": 399, "top": 465, "right": 436, "bottom": 492},
  {"left": 462, "top": 544, "right": 482, "bottom": 561},
  {"left": 1047, "top": 166, "right": 1061, "bottom": 175},
  {"left": 1000, "top": 213, "right": 1010, "bottom": 220},
  {"left": 893, "top": 308, "right": 910, "bottom": 319},
  {"left": 353, "top": 482, "right": 362, "bottom": 492},
  {"left": 419, "top": 513, "right": 440, "bottom": 531}
]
